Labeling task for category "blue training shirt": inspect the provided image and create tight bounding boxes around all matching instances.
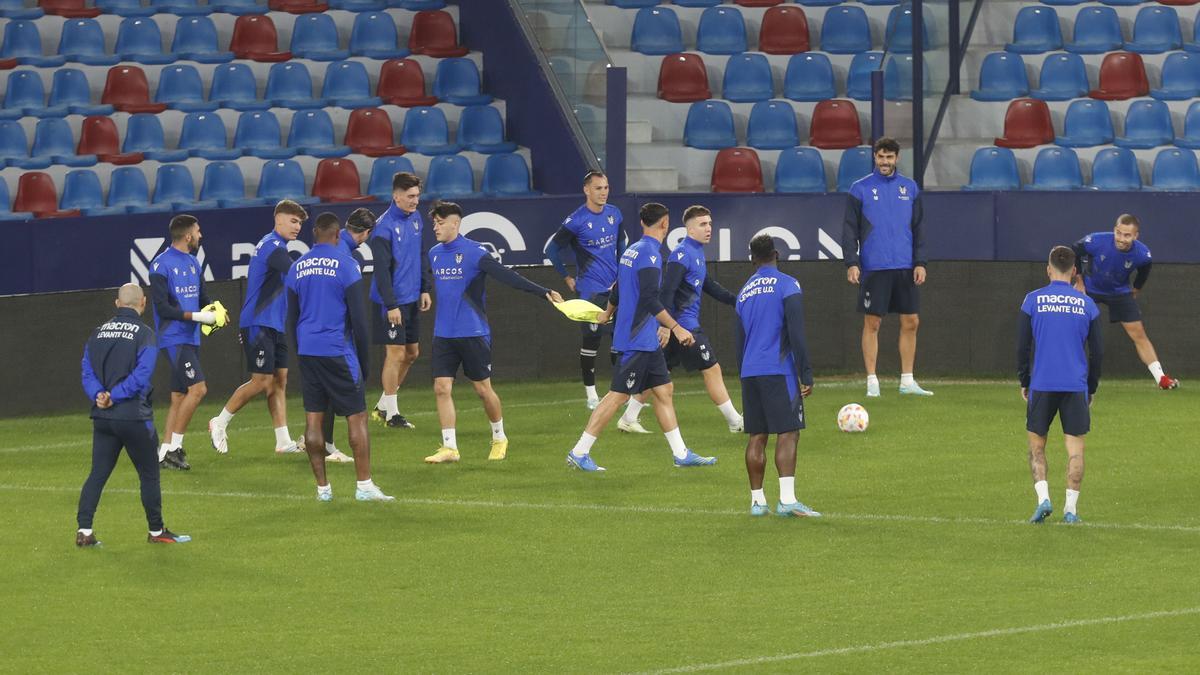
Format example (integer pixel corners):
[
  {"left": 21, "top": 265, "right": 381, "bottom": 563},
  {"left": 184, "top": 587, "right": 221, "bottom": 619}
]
[
  {"left": 735, "top": 266, "right": 812, "bottom": 385},
  {"left": 548, "top": 203, "right": 624, "bottom": 298},
  {"left": 369, "top": 203, "right": 427, "bottom": 308},
  {"left": 338, "top": 230, "right": 366, "bottom": 270},
  {"left": 1075, "top": 232, "right": 1152, "bottom": 296},
  {"left": 430, "top": 235, "right": 550, "bottom": 339},
  {"left": 842, "top": 169, "right": 925, "bottom": 273},
  {"left": 239, "top": 230, "right": 293, "bottom": 331},
  {"left": 149, "top": 246, "right": 206, "bottom": 348},
  {"left": 661, "top": 235, "right": 735, "bottom": 331},
  {"left": 612, "top": 235, "right": 666, "bottom": 353},
  {"left": 1019, "top": 280, "right": 1101, "bottom": 393},
  {"left": 286, "top": 243, "right": 363, "bottom": 361}
]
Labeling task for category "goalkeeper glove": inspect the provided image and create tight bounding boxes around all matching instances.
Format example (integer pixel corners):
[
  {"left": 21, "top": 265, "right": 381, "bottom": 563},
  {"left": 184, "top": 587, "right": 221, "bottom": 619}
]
[{"left": 200, "top": 301, "right": 230, "bottom": 336}]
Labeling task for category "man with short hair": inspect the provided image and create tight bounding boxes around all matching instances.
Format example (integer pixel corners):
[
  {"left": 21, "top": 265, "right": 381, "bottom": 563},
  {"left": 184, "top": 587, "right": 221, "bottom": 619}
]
[
  {"left": 369, "top": 172, "right": 433, "bottom": 430},
  {"left": 424, "top": 202, "right": 564, "bottom": 464},
  {"left": 1072, "top": 214, "right": 1178, "bottom": 390},
  {"left": 1019, "top": 246, "right": 1103, "bottom": 525},
  {"left": 77, "top": 284, "right": 190, "bottom": 546},
  {"left": 842, "top": 137, "right": 932, "bottom": 398}
]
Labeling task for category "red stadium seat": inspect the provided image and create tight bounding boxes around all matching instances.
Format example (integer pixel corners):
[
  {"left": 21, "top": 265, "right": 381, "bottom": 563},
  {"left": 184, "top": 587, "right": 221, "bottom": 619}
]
[
  {"left": 808, "top": 99, "right": 862, "bottom": 149},
  {"left": 1157, "top": 1, "right": 1199, "bottom": 6},
  {"left": 735, "top": 0, "right": 782, "bottom": 7},
  {"left": 344, "top": 108, "right": 407, "bottom": 157},
  {"left": 711, "top": 147, "right": 764, "bottom": 193},
  {"left": 378, "top": 58, "right": 438, "bottom": 106},
  {"left": 101, "top": 66, "right": 168, "bottom": 114},
  {"left": 312, "top": 158, "right": 372, "bottom": 202},
  {"left": 267, "top": 0, "right": 329, "bottom": 14},
  {"left": 230, "top": 15, "right": 293, "bottom": 62},
  {"left": 39, "top": 0, "right": 101, "bottom": 18},
  {"left": 409, "top": 10, "right": 469, "bottom": 58},
  {"left": 759, "top": 6, "right": 810, "bottom": 55},
  {"left": 657, "top": 53, "right": 711, "bottom": 103},
  {"left": 78, "top": 116, "right": 143, "bottom": 165},
  {"left": 0, "top": 58, "right": 17, "bottom": 70},
  {"left": 1090, "top": 52, "right": 1149, "bottom": 100},
  {"left": 14, "top": 173, "right": 79, "bottom": 219},
  {"left": 994, "top": 98, "right": 1054, "bottom": 149}
]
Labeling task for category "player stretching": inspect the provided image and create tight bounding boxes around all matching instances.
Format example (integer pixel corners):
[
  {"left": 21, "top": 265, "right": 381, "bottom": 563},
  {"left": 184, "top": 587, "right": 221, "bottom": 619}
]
[
  {"left": 1072, "top": 214, "right": 1178, "bottom": 390},
  {"left": 566, "top": 203, "right": 717, "bottom": 472},
  {"left": 1018, "top": 246, "right": 1102, "bottom": 524},
  {"left": 424, "top": 202, "right": 564, "bottom": 464},
  {"left": 660, "top": 205, "right": 743, "bottom": 433}
]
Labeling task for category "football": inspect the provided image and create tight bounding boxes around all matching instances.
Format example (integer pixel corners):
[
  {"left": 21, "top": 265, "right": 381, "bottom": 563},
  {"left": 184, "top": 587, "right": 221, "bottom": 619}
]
[{"left": 837, "top": 403, "right": 869, "bottom": 433}]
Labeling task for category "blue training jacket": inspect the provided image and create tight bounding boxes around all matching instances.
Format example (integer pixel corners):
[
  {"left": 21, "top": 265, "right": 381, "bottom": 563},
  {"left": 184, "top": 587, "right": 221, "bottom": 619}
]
[{"left": 842, "top": 169, "right": 925, "bottom": 273}]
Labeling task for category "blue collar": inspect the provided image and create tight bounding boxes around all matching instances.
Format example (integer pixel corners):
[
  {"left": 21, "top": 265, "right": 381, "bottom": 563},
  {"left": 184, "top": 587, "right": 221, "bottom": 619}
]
[
  {"left": 683, "top": 236, "right": 704, "bottom": 251},
  {"left": 115, "top": 307, "right": 141, "bottom": 320},
  {"left": 1049, "top": 280, "right": 1071, "bottom": 287}
]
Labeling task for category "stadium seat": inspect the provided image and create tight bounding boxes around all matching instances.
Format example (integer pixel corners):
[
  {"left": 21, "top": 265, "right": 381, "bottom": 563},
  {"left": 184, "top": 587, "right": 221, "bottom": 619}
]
[
  {"left": 426, "top": 154, "right": 480, "bottom": 198},
  {"left": 329, "top": 0, "right": 384, "bottom": 12},
  {"left": 2, "top": 20, "right": 66, "bottom": 67},
  {"left": 1115, "top": 99, "right": 1174, "bottom": 149},
  {"left": 60, "top": 169, "right": 124, "bottom": 215},
  {"left": 658, "top": 53, "right": 711, "bottom": 103},
  {"left": 1150, "top": 52, "right": 1200, "bottom": 100},
  {"left": 746, "top": 100, "right": 798, "bottom": 150},
  {"left": 108, "top": 165, "right": 169, "bottom": 213},
  {"left": 962, "top": 146, "right": 1021, "bottom": 190},
  {"left": 156, "top": 65, "right": 216, "bottom": 113},
  {"left": 40, "top": 0, "right": 101, "bottom": 17},
  {"left": 392, "top": 0, "right": 444, "bottom": 8},
  {"left": 758, "top": 5, "right": 810, "bottom": 55},
  {"left": 322, "top": 60, "right": 384, "bottom": 108},
  {"left": 200, "top": 161, "right": 259, "bottom": 207},
  {"left": 631, "top": 7, "right": 684, "bottom": 55},
  {"left": 31, "top": 117, "right": 97, "bottom": 166},
  {"left": 123, "top": 113, "right": 188, "bottom": 162},
  {"left": 58, "top": 19, "right": 118, "bottom": 66},
  {"left": 671, "top": 0, "right": 720, "bottom": 6},
  {"left": 858, "top": 0, "right": 900, "bottom": 5},
  {"left": 400, "top": 105, "right": 460, "bottom": 154},
  {"left": 49, "top": 69, "right": 112, "bottom": 116},
  {"left": 722, "top": 53, "right": 773, "bottom": 103},
  {"left": 287, "top": 109, "right": 350, "bottom": 157},
  {"left": 886, "top": 3, "right": 933, "bottom": 53},
  {"left": 783, "top": 53, "right": 835, "bottom": 101},
  {"left": 459, "top": 104, "right": 516, "bottom": 153},
  {"left": 344, "top": 107, "right": 406, "bottom": 156},
  {"left": 258, "top": 159, "right": 319, "bottom": 205},
  {"left": 95, "top": 0, "right": 155, "bottom": 16},
  {"left": 1004, "top": 6, "right": 1062, "bottom": 54},
  {"left": 482, "top": 152, "right": 537, "bottom": 196},
  {"left": 696, "top": 6, "right": 747, "bottom": 55},
  {"left": 1055, "top": 99, "right": 1114, "bottom": 147},
  {"left": 820, "top": 6, "right": 871, "bottom": 54},
  {"left": 367, "top": 155, "right": 415, "bottom": 198},
  {"left": 378, "top": 58, "right": 438, "bottom": 107},
  {"left": 1027, "top": 146, "right": 1083, "bottom": 190},
  {"left": 994, "top": 98, "right": 1053, "bottom": 148},
  {"left": 0, "top": 0, "right": 44, "bottom": 18},
  {"left": 154, "top": 163, "right": 213, "bottom": 208},
  {"left": 1089, "top": 52, "right": 1149, "bottom": 100},
  {"left": 0, "top": 119, "right": 51, "bottom": 169},
  {"left": 971, "top": 52, "right": 1029, "bottom": 101},
  {"left": 313, "top": 157, "right": 371, "bottom": 201},
  {"left": 290, "top": 14, "right": 350, "bottom": 61},
  {"left": 211, "top": 63, "right": 269, "bottom": 111},
  {"left": 102, "top": 66, "right": 167, "bottom": 113},
  {"left": 774, "top": 146, "right": 827, "bottom": 193},
  {"left": 733, "top": 0, "right": 780, "bottom": 7},
  {"left": 810, "top": 99, "right": 862, "bottom": 149},
  {"left": 350, "top": 12, "right": 408, "bottom": 59},
  {"left": 153, "top": 0, "right": 210, "bottom": 16},
  {"left": 884, "top": 54, "right": 928, "bottom": 101},
  {"left": 711, "top": 147, "right": 763, "bottom": 192},
  {"left": 171, "top": 16, "right": 234, "bottom": 64},
  {"left": 1065, "top": 7, "right": 1123, "bottom": 54},
  {"left": 78, "top": 115, "right": 143, "bottom": 164},
  {"left": 1090, "top": 147, "right": 1142, "bottom": 190},
  {"left": 266, "top": 62, "right": 326, "bottom": 109},
  {"left": 1030, "top": 52, "right": 1089, "bottom": 101},
  {"left": 234, "top": 110, "right": 294, "bottom": 159},
  {"left": 1125, "top": 6, "right": 1181, "bottom": 54},
  {"left": 230, "top": 15, "right": 292, "bottom": 62},
  {"left": 212, "top": 0, "right": 266, "bottom": 15},
  {"left": 1187, "top": 18, "right": 1200, "bottom": 53},
  {"left": 409, "top": 10, "right": 469, "bottom": 58},
  {"left": 15, "top": 172, "right": 79, "bottom": 218},
  {"left": 1174, "top": 100, "right": 1200, "bottom": 148},
  {"left": 269, "top": 0, "right": 331, "bottom": 14},
  {"left": 1149, "top": 147, "right": 1200, "bottom": 190},
  {"left": 179, "top": 112, "right": 243, "bottom": 160},
  {"left": 433, "top": 57, "right": 492, "bottom": 105},
  {"left": 0, "top": 177, "right": 31, "bottom": 220},
  {"left": 608, "top": 0, "right": 658, "bottom": 7},
  {"left": 1097, "top": 0, "right": 1147, "bottom": 6},
  {"left": 115, "top": 18, "right": 175, "bottom": 66},
  {"left": 846, "top": 52, "right": 885, "bottom": 101},
  {"left": 795, "top": 0, "right": 845, "bottom": 5},
  {"left": 684, "top": 100, "right": 737, "bottom": 149},
  {"left": 2, "top": 70, "right": 67, "bottom": 118}
]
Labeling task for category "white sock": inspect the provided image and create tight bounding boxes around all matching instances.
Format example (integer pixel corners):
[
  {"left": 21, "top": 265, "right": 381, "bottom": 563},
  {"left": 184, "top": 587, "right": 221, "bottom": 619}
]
[
  {"left": 1149, "top": 361, "right": 1165, "bottom": 381},
  {"left": 158, "top": 444, "right": 171, "bottom": 461},
  {"left": 382, "top": 393, "right": 399, "bottom": 417},
  {"left": 585, "top": 385, "right": 598, "bottom": 401},
  {"left": 325, "top": 442, "right": 337, "bottom": 452},
  {"left": 900, "top": 373, "right": 915, "bottom": 387},
  {"left": 316, "top": 483, "right": 332, "bottom": 496},
  {"left": 621, "top": 399, "right": 645, "bottom": 424},
  {"left": 867, "top": 374, "right": 879, "bottom": 387},
  {"left": 1034, "top": 480, "right": 1050, "bottom": 504},
  {"left": 750, "top": 489, "right": 766, "bottom": 506},
  {"left": 356, "top": 479, "right": 375, "bottom": 491},
  {"left": 716, "top": 399, "right": 740, "bottom": 425},
  {"left": 149, "top": 529, "right": 163, "bottom": 537},
  {"left": 1065, "top": 489, "right": 1080, "bottom": 515},
  {"left": 490, "top": 419, "right": 506, "bottom": 441},
  {"left": 274, "top": 427, "right": 291, "bottom": 448},
  {"left": 441, "top": 428, "right": 457, "bottom": 450},
  {"left": 779, "top": 476, "right": 797, "bottom": 505},
  {"left": 216, "top": 408, "right": 234, "bottom": 425},
  {"left": 663, "top": 427, "right": 687, "bottom": 460},
  {"left": 571, "top": 431, "right": 597, "bottom": 458},
  {"left": 78, "top": 528, "right": 93, "bottom": 536},
  {"left": 170, "top": 433, "right": 184, "bottom": 449}
]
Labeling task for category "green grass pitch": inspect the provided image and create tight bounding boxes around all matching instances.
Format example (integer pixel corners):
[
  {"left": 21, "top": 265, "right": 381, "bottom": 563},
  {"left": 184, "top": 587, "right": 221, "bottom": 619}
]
[{"left": 3, "top": 376, "right": 1198, "bottom": 672}]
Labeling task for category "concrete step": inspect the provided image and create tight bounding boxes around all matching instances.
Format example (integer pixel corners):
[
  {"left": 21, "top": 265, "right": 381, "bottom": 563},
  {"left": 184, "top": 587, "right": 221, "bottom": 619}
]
[
  {"left": 628, "top": 167, "right": 678, "bottom": 192},
  {"left": 627, "top": 120, "right": 654, "bottom": 144}
]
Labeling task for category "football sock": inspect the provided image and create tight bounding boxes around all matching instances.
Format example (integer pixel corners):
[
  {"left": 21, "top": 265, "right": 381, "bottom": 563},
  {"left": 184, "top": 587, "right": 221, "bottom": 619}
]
[
  {"left": 491, "top": 419, "right": 506, "bottom": 441},
  {"left": 79, "top": 528, "right": 93, "bottom": 536},
  {"left": 751, "top": 489, "right": 767, "bottom": 507},
  {"left": 273, "top": 427, "right": 290, "bottom": 448},
  {"left": 1149, "top": 361, "right": 1165, "bottom": 381},
  {"left": 621, "top": 399, "right": 645, "bottom": 424},
  {"left": 571, "top": 432, "right": 597, "bottom": 458},
  {"left": 900, "top": 373, "right": 915, "bottom": 387},
  {"left": 779, "top": 477, "right": 797, "bottom": 505},
  {"left": 381, "top": 394, "right": 399, "bottom": 417},
  {"left": 1034, "top": 480, "right": 1050, "bottom": 504},
  {"left": 867, "top": 374, "right": 880, "bottom": 388},
  {"left": 216, "top": 408, "right": 234, "bottom": 425},
  {"left": 580, "top": 350, "right": 597, "bottom": 387},
  {"left": 149, "top": 529, "right": 163, "bottom": 537},
  {"left": 317, "top": 484, "right": 332, "bottom": 496},
  {"left": 610, "top": 350, "right": 619, "bottom": 366},
  {"left": 585, "top": 385, "right": 598, "bottom": 402},
  {"left": 325, "top": 442, "right": 337, "bottom": 452},
  {"left": 441, "top": 429, "right": 458, "bottom": 450},
  {"left": 716, "top": 400, "right": 740, "bottom": 425},
  {"left": 170, "top": 433, "right": 184, "bottom": 449},
  {"left": 158, "top": 444, "right": 171, "bottom": 461},
  {"left": 1065, "top": 489, "right": 1080, "bottom": 515},
  {"left": 356, "top": 479, "right": 376, "bottom": 491},
  {"left": 663, "top": 428, "right": 688, "bottom": 460}
]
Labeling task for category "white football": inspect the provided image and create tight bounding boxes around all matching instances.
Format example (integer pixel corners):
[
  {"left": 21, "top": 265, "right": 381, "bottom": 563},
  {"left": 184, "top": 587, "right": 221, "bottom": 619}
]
[{"left": 837, "top": 403, "right": 869, "bottom": 433}]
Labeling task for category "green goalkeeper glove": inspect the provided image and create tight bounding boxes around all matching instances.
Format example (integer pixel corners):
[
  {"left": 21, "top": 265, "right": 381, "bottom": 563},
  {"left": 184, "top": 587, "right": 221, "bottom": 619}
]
[{"left": 201, "top": 301, "right": 230, "bottom": 336}]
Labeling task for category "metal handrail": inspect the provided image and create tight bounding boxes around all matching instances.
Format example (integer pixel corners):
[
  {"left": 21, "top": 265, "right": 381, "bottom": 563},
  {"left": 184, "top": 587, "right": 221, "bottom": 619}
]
[{"left": 921, "top": 0, "right": 985, "bottom": 185}]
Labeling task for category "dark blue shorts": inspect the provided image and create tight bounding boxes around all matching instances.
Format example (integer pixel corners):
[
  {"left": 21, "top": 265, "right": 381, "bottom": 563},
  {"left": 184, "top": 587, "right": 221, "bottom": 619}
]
[
  {"left": 1027, "top": 390, "right": 1090, "bottom": 436},
  {"left": 858, "top": 268, "right": 920, "bottom": 316},
  {"left": 432, "top": 336, "right": 493, "bottom": 382},
  {"left": 163, "top": 344, "right": 204, "bottom": 394},
  {"left": 299, "top": 355, "right": 365, "bottom": 416},
  {"left": 241, "top": 326, "right": 288, "bottom": 374},
  {"left": 611, "top": 349, "right": 671, "bottom": 395},
  {"left": 741, "top": 375, "right": 806, "bottom": 434},
  {"left": 1088, "top": 292, "right": 1141, "bottom": 323},
  {"left": 373, "top": 301, "right": 421, "bottom": 345},
  {"left": 579, "top": 291, "right": 614, "bottom": 345},
  {"left": 664, "top": 329, "right": 719, "bottom": 372}
]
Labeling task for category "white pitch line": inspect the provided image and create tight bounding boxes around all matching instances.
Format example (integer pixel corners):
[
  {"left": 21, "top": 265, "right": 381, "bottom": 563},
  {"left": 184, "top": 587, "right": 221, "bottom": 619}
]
[{"left": 635, "top": 606, "right": 1200, "bottom": 674}]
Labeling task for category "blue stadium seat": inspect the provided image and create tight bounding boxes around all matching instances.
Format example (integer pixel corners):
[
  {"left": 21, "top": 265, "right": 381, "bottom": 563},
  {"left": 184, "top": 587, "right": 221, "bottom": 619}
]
[
  {"left": 235, "top": 111, "right": 295, "bottom": 159},
  {"left": 684, "top": 100, "right": 736, "bottom": 150},
  {"left": 696, "top": 7, "right": 747, "bottom": 55},
  {"left": 847, "top": 52, "right": 885, "bottom": 101},
  {"left": 1041, "top": 0, "right": 1087, "bottom": 5},
  {"left": 49, "top": 69, "right": 113, "bottom": 116},
  {"left": 1151, "top": 52, "right": 1200, "bottom": 100},
  {"left": 783, "top": 53, "right": 835, "bottom": 102},
  {"left": 179, "top": 112, "right": 242, "bottom": 160},
  {"left": 774, "top": 147, "right": 827, "bottom": 193},
  {"left": 367, "top": 155, "right": 416, "bottom": 198},
  {"left": 971, "top": 52, "right": 1029, "bottom": 101},
  {"left": 258, "top": 160, "right": 320, "bottom": 205},
  {"left": 1090, "top": 147, "right": 1142, "bottom": 190},
  {"left": 1149, "top": 148, "right": 1200, "bottom": 190},
  {"left": 199, "top": 161, "right": 259, "bottom": 207},
  {"left": 171, "top": 16, "right": 235, "bottom": 64},
  {"left": 108, "top": 166, "right": 171, "bottom": 213},
  {"left": 1188, "top": 17, "right": 1200, "bottom": 54},
  {"left": 1004, "top": 6, "right": 1062, "bottom": 54},
  {"left": 671, "top": 0, "right": 720, "bottom": 7},
  {"left": 609, "top": 0, "right": 658, "bottom": 7},
  {"left": 631, "top": 7, "right": 684, "bottom": 55},
  {"left": 322, "top": 60, "right": 384, "bottom": 109},
  {"left": 886, "top": 3, "right": 933, "bottom": 54},
  {"left": 95, "top": 0, "right": 155, "bottom": 16},
  {"left": 61, "top": 169, "right": 126, "bottom": 216},
  {"left": 1174, "top": 101, "right": 1200, "bottom": 149},
  {"left": 156, "top": 65, "right": 217, "bottom": 113},
  {"left": 211, "top": 63, "right": 270, "bottom": 112},
  {"left": 794, "top": 0, "right": 840, "bottom": 6},
  {"left": 391, "top": 0, "right": 444, "bottom": 8},
  {"left": 154, "top": 164, "right": 215, "bottom": 209},
  {"left": 2, "top": 20, "right": 66, "bottom": 67},
  {"left": 331, "top": 0, "right": 386, "bottom": 11},
  {"left": 211, "top": 0, "right": 264, "bottom": 15},
  {"left": 58, "top": 19, "right": 118, "bottom": 66},
  {"left": 290, "top": 14, "right": 350, "bottom": 62},
  {"left": 1065, "top": 7, "right": 1123, "bottom": 55},
  {"left": 482, "top": 152, "right": 538, "bottom": 197},
  {"left": 115, "top": 18, "right": 175, "bottom": 65},
  {"left": 722, "top": 53, "right": 774, "bottom": 103},
  {"left": 288, "top": 109, "right": 351, "bottom": 157},
  {"left": 859, "top": 0, "right": 900, "bottom": 5},
  {"left": 433, "top": 58, "right": 493, "bottom": 105},
  {"left": 400, "top": 105, "right": 460, "bottom": 154},
  {"left": 884, "top": 54, "right": 927, "bottom": 101},
  {"left": 820, "top": 6, "right": 871, "bottom": 54},
  {"left": 1055, "top": 99, "right": 1114, "bottom": 147},
  {"left": 1030, "top": 52, "right": 1089, "bottom": 101},
  {"left": 426, "top": 154, "right": 479, "bottom": 199},
  {"left": 152, "top": 0, "right": 209, "bottom": 16},
  {"left": 0, "top": 0, "right": 42, "bottom": 19},
  {"left": 266, "top": 62, "right": 327, "bottom": 110},
  {"left": 30, "top": 117, "right": 96, "bottom": 167},
  {"left": 0, "top": 176, "right": 32, "bottom": 221},
  {"left": 2, "top": 70, "right": 68, "bottom": 119},
  {"left": 0, "top": 119, "right": 50, "bottom": 169},
  {"left": 962, "top": 146, "right": 1021, "bottom": 191},
  {"left": 1099, "top": 1, "right": 1148, "bottom": 8},
  {"left": 1125, "top": 6, "right": 1181, "bottom": 54},
  {"left": 1115, "top": 99, "right": 1174, "bottom": 149},
  {"left": 1027, "top": 146, "right": 1082, "bottom": 190},
  {"left": 349, "top": 12, "right": 409, "bottom": 59},
  {"left": 123, "top": 113, "right": 189, "bottom": 162},
  {"left": 459, "top": 104, "right": 517, "bottom": 153},
  {"left": 837, "top": 147, "right": 873, "bottom": 192},
  {"left": 747, "top": 100, "right": 798, "bottom": 150}
]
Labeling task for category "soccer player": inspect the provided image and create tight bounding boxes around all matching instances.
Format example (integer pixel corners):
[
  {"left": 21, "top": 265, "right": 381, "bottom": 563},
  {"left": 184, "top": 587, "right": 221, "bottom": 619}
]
[
  {"left": 368, "top": 171, "right": 433, "bottom": 430},
  {"left": 285, "top": 213, "right": 393, "bottom": 502},
  {"left": 842, "top": 137, "right": 932, "bottom": 398},
  {"left": 149, "top": 214, "right": 218, "bottom": 471},
  {"left": 1018, "top": 246, "right": 1102, "bottom": 525},
  {"left": 1072, "top": 214, "right": 1178, "bottom": 390},
  {"left": 736, "top": 235, "right": 819, "bottom": 517},
  {"left": 77, "top": 284, "right": 191, "bottom": 546},
  {"left": 209, "top": 200, "right": 306, "bottom": 456},
  {"left": 660, "top": 205, "right": 744, "bottom": 433},
  {"left": 566, "top": 203, "right": 717, "bottom": 472},
  {"left": 424, "top": 202, "right": 565, "bottom": 464}
]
